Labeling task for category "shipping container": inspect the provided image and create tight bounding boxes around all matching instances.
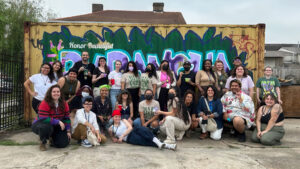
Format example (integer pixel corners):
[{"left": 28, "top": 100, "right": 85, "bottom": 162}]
[{"left": 24, "top": 22, "right": 265, "bottom": 121}]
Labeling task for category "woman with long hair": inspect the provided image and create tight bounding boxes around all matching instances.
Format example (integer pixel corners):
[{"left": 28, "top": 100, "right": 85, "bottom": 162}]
[
  {"left": 140, "top": 63, "right": 158, "bottom": 101},
  {"left": 68, "top": 85, "right": 93, "bottom": 111},
  {"left": 183, "top": 90, "right": 198, "bottom": 137},
  {"left": 115, "top": 90, "right": 134, "bottom": 123},
  {"left": 109, "top": 110, "right": 176, "bottom": 150},
  {"left": 108, "top": 60, "right": 123, "bottom": 110},
  {"left": 225, "top": 65, "right": 254, "bottom": 98},
  {"left": 197, "top": 85, "right": 223, "bottom": 140},
  {"left": 52, "top": 60, "right": 63, "bottom": 82},
  {"left": 92, "top": 57, "right": 110, "bottom": 97},
  {"left": 157, "top": 87, "right": 191, "bottom": 144},
  {"left": 157, "top": 60, "right": 177, "bottom": 111},
  {"left": 213, "top": 60, "right": 228, "bottom": 97},
  {"left": 31, "top": 84, "right": 71, "bottom": 151},
  {"left": 251, "top": 93, "right": 285, "bottom": 145},
  {"left": 121, "top": 61, "right": 140, "bottom": 118},
  {"left": 24, "top": 63, "right": 56, "bottom": 114},
  {"left": 196, "top": 59, "right": 218, "bottom": 96}
]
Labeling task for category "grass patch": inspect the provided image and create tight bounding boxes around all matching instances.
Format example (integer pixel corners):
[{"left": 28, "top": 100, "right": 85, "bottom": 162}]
[{"left": 0, "top": 139, "right": 38, "bottom": 146}]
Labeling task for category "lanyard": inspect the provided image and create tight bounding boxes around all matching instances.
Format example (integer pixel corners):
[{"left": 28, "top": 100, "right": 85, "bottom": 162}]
[{"left": 84, "top": 111, "right": 90, "bottom": 123}]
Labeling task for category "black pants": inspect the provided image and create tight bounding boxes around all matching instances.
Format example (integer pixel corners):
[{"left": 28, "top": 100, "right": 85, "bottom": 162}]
[
  {"left": 127, "top": 88, "right": 140, "bottom": 119},
  {"left": 32, "top": 98, "right": 41, "bottom": 114},
  {"left": 158, "top": 87, "right": 169, "bottom": 111},
  {"left": 32, "top": 120, "right": 69, "bottom": 148},
  {"left": 127, "top": 126, "right": 156, "bottom": 147}
]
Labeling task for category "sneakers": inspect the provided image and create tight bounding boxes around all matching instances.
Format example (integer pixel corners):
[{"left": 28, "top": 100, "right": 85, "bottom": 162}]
[
  {"left": 199, "top": 132, "right": 208, "bottom": 140},
  {"left": 164, "top": 143, "right": 177, "bottom": 151},
  {"left": 81, "top": 139, "right": 92, "bottom": 148},
  {"left": 39, "top": 143, "right": 46, "bottom": 151},
  {"left": 238, "top": 132, "right": 246, "bottom": 142},
  {"left": 164, "top": 139, "right": 176, "bottom": 144},
  {"left": 158, "top": 143, "right": 165, "bottom": 150}
]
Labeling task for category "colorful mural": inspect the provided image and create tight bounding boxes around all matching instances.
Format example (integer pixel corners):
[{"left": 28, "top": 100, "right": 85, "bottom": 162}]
[{"left": 35, "top": 26, "right": 252, "bottom": 76}]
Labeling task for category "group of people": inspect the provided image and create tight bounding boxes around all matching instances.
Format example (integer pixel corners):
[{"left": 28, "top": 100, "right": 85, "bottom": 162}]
[{"left": 25, "top": 51, "right": 285, "bottom": 151}]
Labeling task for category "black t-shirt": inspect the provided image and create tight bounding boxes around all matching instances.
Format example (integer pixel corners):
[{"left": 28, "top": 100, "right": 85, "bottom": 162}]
[
  {"left": 178, "top": 71, "right": 196, "bottom": 97},
  {"left": 93, "top": 68, "right": 109, "bottom": 87},
  {"left": 186, "top": 102, "right": 197, "bottom": 117},
  {"left": 72, "top": 61, "right": 95, "bottom": 87}
]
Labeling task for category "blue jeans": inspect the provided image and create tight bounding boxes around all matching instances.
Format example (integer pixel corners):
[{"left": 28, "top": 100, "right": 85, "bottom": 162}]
[{"left": 110, "top": 89, "right": 121, "bottom": 110}]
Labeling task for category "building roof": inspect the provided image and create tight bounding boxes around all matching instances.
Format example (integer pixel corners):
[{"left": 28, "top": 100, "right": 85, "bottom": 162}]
[
  {"left": 52, "top": 10, "right": 186, "bottom": 24},
  {"left": 265, "top": 50, "right": 291, "bottom": 58},
  {"left": 280, "top": 47, "right": 300, "bottom": 54},
  {"left": 265, "top": 44, "right": 297, "bottom": 51}
]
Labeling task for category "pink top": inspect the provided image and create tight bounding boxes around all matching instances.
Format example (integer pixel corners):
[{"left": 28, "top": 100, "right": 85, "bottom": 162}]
[
  {"left": 225, "top": 75, "right": 254, "bottom": 95},
  {"left": 160, "top": 71, "right": 171, "bottom": 88}
]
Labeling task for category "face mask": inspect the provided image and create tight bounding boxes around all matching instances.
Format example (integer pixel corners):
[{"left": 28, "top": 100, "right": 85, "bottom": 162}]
[
  {"left": 168, "top": 93, "right": 175, "bottom": 100},
  {"left": 145, "top": 68, "right": 151, "bottom": 72},
  {"left": 184, "top": 66, "right": 190, "bottom": 71},
  {"left": 129, "top": 66, "right": 134, "bottom": 72},
  {"left": 145, "top": 94, "right": 153, "bottom": 100},
  {"left": 82, "top": 92, "right": 89, "bottom": 97},
  {"left": 162, "top": 65, "right": 169, "bottom": 71}
]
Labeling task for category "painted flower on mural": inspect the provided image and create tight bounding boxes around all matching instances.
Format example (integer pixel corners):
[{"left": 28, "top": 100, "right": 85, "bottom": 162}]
[{"left": 47, "top": 40, "right": 64, "bottom": 60}]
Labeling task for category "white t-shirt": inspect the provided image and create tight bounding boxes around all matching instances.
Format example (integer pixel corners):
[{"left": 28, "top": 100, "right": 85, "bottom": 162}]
[
  {"left": 72, "top": 108, "right": 99, "bottom": 134},
  {"left": 29, "top": 73, "right": 57, "bottom": 101},
  {"left": 108, "top": 71, "right": 122, "bottom": 89}
]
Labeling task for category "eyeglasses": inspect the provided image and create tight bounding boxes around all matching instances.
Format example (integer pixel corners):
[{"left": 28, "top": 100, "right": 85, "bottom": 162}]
[
  {"left": 84, "top": 103, "right": 93, "bottom": 106},
  {"left": 42, "top": 67, "right": 50, "bottom": 69}
]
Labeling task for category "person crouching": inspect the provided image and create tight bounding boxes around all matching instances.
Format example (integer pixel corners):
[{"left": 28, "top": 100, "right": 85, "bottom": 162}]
[{"left": 72, "top": 96, "right": 107, "bottom": 147}]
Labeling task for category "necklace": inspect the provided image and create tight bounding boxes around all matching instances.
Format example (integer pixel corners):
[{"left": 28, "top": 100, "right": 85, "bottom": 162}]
[{"left": 41, "top": 74, "right": 49, "bottom": 86}]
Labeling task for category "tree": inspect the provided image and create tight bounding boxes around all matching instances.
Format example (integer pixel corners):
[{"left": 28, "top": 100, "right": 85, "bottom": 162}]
[{"left": 0, "top": 0, "right": 56, "bottom": 57}]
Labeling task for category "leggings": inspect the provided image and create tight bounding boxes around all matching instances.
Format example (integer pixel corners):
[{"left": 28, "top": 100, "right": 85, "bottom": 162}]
[
  {"left": 32, "top": 120, "right": 69, "bottom": 148},
  {"left": 127, "top": 88, "right": 140, "bottom": 119},
  {"left": 32, "top": 97, "right": 41, "bottom": 114}
]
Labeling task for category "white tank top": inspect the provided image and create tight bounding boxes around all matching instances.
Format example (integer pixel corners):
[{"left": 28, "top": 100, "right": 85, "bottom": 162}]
[{"left": 112, "top": 121, "right": 128, "bottom": 141}]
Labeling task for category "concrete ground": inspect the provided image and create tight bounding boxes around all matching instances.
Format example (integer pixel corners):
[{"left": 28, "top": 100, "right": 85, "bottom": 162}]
[{"left": 0, "top": 119, "right": 299, "bottom": 169}]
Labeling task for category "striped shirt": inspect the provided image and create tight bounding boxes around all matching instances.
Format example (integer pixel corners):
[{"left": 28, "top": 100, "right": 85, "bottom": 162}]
[{"left": 33, "top": 100, "right": 71, "bottom": 130}]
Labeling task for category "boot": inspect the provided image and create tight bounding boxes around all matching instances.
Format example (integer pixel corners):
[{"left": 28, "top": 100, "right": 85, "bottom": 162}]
[{"left": 40, "top": 142, "right": 46, "bottom": 151}]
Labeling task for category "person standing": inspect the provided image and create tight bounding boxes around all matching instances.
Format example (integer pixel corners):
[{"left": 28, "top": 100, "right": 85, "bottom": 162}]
[
  {"left": 24, "top": 63, "right": 57, "bottom": 114},
  {"left": 52, "top": 60, "right": 63, "bottom": 82},
  {"left": 256, "top": 66, "right": 282, "bottom": 105},
  {"left": 121, "top": 61, "right": 140, "bottom": 118},
  {"left": 176, "top": 61, "right": 196, "bottom": 98},
  {"left": 195, "top": 59, "right": 218, "bottom": 96},
  {"left": 92, "top": 57, "right": 110, "bottom": 97},
  {"left": 140, "top": 63, "right": 158, "bottom": 101},
  {"left": 72, "top": 51, "right": 95, "bottom": 88},
  {"left": 108, "top": 60, "right": 123, "bottom": 110},
  {"left": 157, "top": 60, "right": 177, "bottom": 111},
  {"left": 213, "top": 60, "right": 228, "bottom": 97},
  {"left": 57, "top": 68, "right": 81, "bottom": 104}
]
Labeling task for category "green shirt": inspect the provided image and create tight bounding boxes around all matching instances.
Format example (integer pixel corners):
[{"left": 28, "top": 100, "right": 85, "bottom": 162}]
[{"left": 256, "top": 76, "right": 280, "bottom": 98}]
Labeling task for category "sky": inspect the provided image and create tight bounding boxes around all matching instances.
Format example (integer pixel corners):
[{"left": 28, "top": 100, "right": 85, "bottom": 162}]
[{"left": 43, "top": 0, "right": 300, "bottom": 44}]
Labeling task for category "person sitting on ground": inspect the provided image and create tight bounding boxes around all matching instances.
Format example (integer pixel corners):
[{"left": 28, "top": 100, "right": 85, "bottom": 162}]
[
  {"left": 31, "top": 84, "right": 70, "bottom": 151},
  {"left": 92, "top": 85, "right": 112, "bottom": 134},
  {"left": 251, "top": 93, "right": 285, "bottom": 145},
  {"left": 115, "top": 90, "right": 134, "bottom": 123},
  {"left": 183, "top": 90, "right": 197, "bottom": 137},
  {"left": 72, "top": 96, "right": 107, "bottom": 147},
  {"left": 109, "top": 110, "right": 176, "bottom": 151},
  {"left": 197, "top": 85, "right": 223, "bottom": 140},
  {"left": 256, "top": 66, "right": 282, "bottom": 106},
  {"left": 133, "top": 89, "right": 160, "bottom": 134},
  {"left": 221, "top": 79, "right": 255, "bottom": 142},
  {"left": 157, "top": 87, "right": 191, "bottom": 144}
]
